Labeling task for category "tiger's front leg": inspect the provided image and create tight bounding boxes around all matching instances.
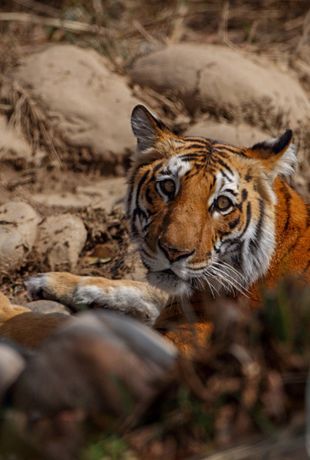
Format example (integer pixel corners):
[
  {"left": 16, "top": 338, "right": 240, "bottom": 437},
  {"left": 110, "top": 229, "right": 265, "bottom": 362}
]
[{"left": 26, "top": 272, "right": 169, "bottom": 325}]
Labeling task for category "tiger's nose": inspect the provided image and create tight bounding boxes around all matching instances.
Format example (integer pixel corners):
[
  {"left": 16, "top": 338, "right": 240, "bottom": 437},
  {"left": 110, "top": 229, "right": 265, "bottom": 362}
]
[{"left": 158, "top": 239, "right": 194, "bottom": 263}]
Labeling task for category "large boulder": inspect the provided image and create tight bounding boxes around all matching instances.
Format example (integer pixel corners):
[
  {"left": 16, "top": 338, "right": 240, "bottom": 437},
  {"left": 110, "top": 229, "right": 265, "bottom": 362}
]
[
  {"left": 130, "top": 44, "right": 310, "bottom": 127},
  {"left": 185, "top": 120, "right": 268, "bottom": 146},
  {"left": 31, "top": 177, "right": 127, "bottom": 212},
  {"left": 0, "top": 201, "right": 40, "bottom": 273},
  {"left": 15, "top": 45, "right": 140, "bottom": 167}
]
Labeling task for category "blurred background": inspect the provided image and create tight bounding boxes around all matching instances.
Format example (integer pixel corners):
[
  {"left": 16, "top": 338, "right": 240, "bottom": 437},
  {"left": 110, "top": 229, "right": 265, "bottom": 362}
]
[{"left": 0, "top": 1, "right": 309, "bottom": 459}]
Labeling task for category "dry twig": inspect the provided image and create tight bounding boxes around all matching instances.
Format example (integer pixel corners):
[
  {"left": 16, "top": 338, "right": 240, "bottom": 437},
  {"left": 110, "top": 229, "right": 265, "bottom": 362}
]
[
  {"left": 0, "top": 11, "right": 110, "bottom": 36},
  {"left": 12, "top": 0, "right": 60, "bottom": 17}
]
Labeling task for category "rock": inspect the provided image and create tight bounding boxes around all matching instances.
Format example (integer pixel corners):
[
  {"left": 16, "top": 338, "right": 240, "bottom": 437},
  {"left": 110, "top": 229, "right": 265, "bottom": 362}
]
[
  {"left": 76, "top": 177, "right": 126, "bottom": 211},
  {"left": 26, "top": 300, "right": 71, "bottom": 316},
  {"left": 15, "top": 45, "right": 140, "bottom": 166},
  {"left": 0, "top": 201, "right": 40, "bottom": 273},
  {"left": 0, "top": 116, "right": 45, "bottom": 167},
  {"left": 31, "top": 191, "right": 95, "bottom": 209},
  {"left": 130, "top": 44, "right": 310, "bottom": 127},
  {"left": 0, "top": 343, "right": 25, "bottom": 399},
  {"left": 37, "top": 214, "right": 87, "bottom": 270},
  {"left": 185, "top": 120, "right": 268, "bottom": 146},
  {"left": 31, "top": 177, "right": 127, "bottom": 212}
]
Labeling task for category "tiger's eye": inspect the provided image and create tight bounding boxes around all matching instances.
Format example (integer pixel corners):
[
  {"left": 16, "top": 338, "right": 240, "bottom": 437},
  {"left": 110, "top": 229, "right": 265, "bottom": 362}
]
[
  {"left": 158, "top": 179, "right": 176, "bottom": 198},
  {"left": 215, "top": 195, "right": 233, "bottom": 212}
]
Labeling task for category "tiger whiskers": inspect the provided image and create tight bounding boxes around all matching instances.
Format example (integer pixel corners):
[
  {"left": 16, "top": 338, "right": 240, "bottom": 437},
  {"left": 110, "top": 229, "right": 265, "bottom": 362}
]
[
  {"left": 207, "top": 267, "right": 242, "bottom": 297},
  {"left": 214, "top": 260, "right": 249, "bottom": 290},
  {"left": 202, "top": 275, "right": 219, "bottom": 299},
  {"left": 216, "top": 260, "right": 246, "bottom": 281},
  {"left": 206, "top": 261, "right": 250, "bottom": 297},
  {"left": 191, "top": 271, "right": 219, "bottom": 298},
  {"left": 187, "top": 263, "right": 241, "bottom": 297}
]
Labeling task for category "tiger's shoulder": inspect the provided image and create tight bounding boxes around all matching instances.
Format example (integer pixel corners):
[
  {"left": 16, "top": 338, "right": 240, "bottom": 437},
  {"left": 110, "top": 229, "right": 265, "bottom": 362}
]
[{"left": 267, "top": 178, "right": 310, "bottom": 283}]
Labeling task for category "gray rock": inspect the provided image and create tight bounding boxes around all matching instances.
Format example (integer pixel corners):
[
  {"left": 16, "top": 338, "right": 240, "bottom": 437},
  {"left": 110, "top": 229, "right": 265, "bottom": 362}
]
[
  {"left": 185, "top": 120, "right": 268, "bottom": 146},
  {"left": 16, "top": 44, "right": 140, "bottom": 164},
  {"left": 26, "top": 300, "right": 71, "bottom": 316},
  {"left": 130, "top": 44, "right": 310, "bottom": 127},
  {"left": 0, "top": 201, "right": 40, "bottom": 273},
  {"left": 32, "top": 177, "right": 126, "bottom": 212},
  {"left": 37, "top": 214, "right": 87, "bottom": 270}
]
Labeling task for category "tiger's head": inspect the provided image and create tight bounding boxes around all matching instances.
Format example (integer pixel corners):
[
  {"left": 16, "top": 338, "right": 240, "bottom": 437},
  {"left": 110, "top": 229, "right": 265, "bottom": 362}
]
[{"left": 127, "top": 105, "right": 297, "bottom": 297}]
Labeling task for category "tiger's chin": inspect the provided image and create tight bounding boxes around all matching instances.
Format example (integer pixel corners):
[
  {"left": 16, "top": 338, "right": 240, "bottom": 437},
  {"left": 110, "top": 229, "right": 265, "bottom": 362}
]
[{"left": 147, "top": 270, "right": 192, "bottom": 297}]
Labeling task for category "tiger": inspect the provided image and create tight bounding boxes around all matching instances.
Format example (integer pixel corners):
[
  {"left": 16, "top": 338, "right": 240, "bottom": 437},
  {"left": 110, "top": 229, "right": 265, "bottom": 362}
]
[{"left": 0, "top": 105, "right": 309, "bottom": 354}]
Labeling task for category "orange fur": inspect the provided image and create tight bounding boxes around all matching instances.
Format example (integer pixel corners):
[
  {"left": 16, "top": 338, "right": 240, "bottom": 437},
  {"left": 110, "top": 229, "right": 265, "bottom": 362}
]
[
  {"left": 262, "top": 179, "right": 309, "bottom": 283},
  {"left": 0, "top": 292, "right": 30, "bottom": 325}
]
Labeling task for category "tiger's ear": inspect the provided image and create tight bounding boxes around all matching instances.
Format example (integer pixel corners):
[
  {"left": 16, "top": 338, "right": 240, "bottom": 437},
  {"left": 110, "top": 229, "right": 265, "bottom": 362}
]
[
  {"left": 131, "top": 105, "right": 175, "bottom": 153},
  {"left": 250, "top": 129, "right": 297, "bottom": 179}
]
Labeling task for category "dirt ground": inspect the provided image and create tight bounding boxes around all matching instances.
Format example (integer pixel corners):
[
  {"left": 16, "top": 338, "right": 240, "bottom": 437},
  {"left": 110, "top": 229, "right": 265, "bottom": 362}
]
[{"left": 0, "top": 1, "right": 309, "bottom": 459}]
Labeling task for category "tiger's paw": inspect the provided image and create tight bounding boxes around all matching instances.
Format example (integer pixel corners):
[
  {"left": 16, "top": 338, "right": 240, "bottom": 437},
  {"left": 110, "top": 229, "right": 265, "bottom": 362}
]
[
  {"left": 26, "top": 273, "right": 163, "bottom": 324},
  {"left": 26, "top": 274, "right": 49, "bottom": 300},
  {"left": 25, "top": 272, "right": 81, "bottom": 306},
  {"left": 72, "top": 283, "right": 162, "bottom": 325}
]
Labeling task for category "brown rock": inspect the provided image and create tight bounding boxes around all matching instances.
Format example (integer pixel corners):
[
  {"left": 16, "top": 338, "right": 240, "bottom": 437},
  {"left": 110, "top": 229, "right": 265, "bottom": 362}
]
[
  {"left": 0, "top": 201, "right": 40, "bottom": 273},
  {"left": 31, "top": 177, "right": 126, "bottom": 212},
  {"left": 0, "top": 344, "right": 25, "bottom": 399},
  {"left": 185, "top": 120, "right": 268, "bottom": 146},
  {"left": 130, "top": 44, "right": 310, "bottom": 127},
  {"left": 26, "top": 300, "right": 71, "bottom": 316},
  {"left": 37, "top": 214, "right": 87, "bottom": 270},
  {"left": 16, "top": 45, "right": 140, "bottom": 164}
]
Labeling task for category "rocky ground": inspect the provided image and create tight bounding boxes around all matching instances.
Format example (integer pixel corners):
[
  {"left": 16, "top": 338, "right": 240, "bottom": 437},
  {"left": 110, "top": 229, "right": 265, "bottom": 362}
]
[{"left": 0, "top": 1, "right": 309, "bottom": 459}]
